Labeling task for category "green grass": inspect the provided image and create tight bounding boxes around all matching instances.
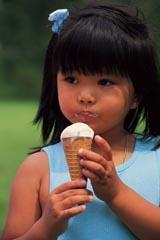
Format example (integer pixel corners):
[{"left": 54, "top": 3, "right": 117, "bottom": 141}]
[{"left": 0, "top": 101, "right": 41, "bottom": 234}]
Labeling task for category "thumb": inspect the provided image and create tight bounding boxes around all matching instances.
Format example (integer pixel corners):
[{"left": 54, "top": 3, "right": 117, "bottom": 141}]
[{"left": 94, "top": 135, "right": 112, "bottom": 161}]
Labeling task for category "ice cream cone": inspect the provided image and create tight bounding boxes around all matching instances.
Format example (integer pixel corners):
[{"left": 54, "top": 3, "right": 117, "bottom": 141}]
[
  {"left": 62, "top": 137, "right": 92, "bottom": 180},
  {"left": 60, "top": 123, "right": 94, "bottom": 180}
]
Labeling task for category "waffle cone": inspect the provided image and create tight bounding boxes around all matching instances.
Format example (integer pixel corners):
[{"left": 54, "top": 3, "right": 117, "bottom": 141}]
[{"left": 62, "top": 137, "right": 92, "bottom": 180}]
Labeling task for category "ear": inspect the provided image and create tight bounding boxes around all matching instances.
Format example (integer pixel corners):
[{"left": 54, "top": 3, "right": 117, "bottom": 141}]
[
  {"left": 130, "top": 102, "right": 138, "bottom": 110},
  {"left": 130, "top": 96, "right": 139, "bottom": 110}
]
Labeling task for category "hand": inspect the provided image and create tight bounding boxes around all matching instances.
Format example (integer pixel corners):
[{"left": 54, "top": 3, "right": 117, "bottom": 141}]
[
  {"left": 41, "top": 180, "right": 93, "bottom": 237},
  {"left": 79, "top": 135, "right": 124, "bottom": 203}
]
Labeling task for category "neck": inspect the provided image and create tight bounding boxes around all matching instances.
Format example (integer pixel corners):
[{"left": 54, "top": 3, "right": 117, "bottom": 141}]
[
  {"left": 92, "top": 130, "right": 136, "bottom": 166},
  {"left": 99, "top": 128, "right": 128, "bottom": 147}
]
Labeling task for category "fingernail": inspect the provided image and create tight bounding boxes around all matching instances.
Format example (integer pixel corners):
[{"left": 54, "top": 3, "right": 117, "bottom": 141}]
[
  {"left": 89, "top": 196, "right": 94, "bottom": 202},
  {"left": 95, "top": 135, "right": 102, "bottom": 140},
  {"left": 81, "top": 180, "right": 87, "bottom": 185},
  {"left": 80, "top": 205, "right": 86, "bottom": 211},
  {"left": 80, "top": 159, "right": 84, "bottom": 164},
  {"left": 78, "top": 148, "right": 84, "bottom": 154}
]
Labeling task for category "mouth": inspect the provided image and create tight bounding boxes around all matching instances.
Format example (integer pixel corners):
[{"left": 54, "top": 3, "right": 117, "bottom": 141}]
[{"left": 75, "top": 111, "right": 98, "bottom": 123}]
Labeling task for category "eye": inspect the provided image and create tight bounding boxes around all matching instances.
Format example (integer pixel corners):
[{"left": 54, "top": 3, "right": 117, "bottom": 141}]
[
  {"left": 98, "top": 79, "right": 114, "bottom": 86},
  {"left": 64, "top": 76, "right": 78, "bottom": 84}
]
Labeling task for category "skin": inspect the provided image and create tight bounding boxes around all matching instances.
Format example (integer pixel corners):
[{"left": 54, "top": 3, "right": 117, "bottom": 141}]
[{"left": 2, "top": 71, "right": 160, "bottom": 240}]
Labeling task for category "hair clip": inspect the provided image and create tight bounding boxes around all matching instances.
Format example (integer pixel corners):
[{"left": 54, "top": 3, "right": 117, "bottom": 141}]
[{"left": 48, "top": 9, "right": 69, "bottom": 33}]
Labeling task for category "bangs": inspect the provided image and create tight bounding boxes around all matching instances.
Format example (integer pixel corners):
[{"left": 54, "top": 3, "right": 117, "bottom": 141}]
[{"left": 55, "top": 16, "right": 134, "bottom": 77}]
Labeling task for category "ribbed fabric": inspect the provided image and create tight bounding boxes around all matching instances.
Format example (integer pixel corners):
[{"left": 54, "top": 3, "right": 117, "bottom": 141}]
[{"left": 42, "top": 136, "right": 160, "bottom": 240}]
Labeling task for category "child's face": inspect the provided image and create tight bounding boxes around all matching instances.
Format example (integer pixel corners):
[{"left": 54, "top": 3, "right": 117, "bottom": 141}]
[{"left": 57, "top": 71, "right": 137, "bottom": 138}]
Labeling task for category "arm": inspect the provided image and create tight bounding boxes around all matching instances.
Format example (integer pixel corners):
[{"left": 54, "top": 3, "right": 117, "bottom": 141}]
[
  {"left": 1, "top": 152, "right": 92, "bottom": 240},
  {"left": 79, "top": 135, "right": 160, "bottom": 240},
  {"left": 109, "top": 183, "right": 160, "bottom": 240},
  {"left": 1, "top": 152, "right": 57, "bottom": 240}
]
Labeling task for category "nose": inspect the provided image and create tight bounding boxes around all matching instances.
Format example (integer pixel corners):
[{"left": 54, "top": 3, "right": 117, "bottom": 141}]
[{"left": 78, "top": 90, "right": 96, "bottom": 105}]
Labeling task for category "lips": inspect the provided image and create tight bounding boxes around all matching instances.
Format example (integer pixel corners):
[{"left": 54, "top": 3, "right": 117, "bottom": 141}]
[{"left": 75, "top": 111, "right": 98, "bottom": 122}]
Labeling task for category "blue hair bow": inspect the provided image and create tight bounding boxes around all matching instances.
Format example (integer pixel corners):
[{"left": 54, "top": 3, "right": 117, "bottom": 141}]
[{"left": 48, "top": 9, "right": 69, "bottom": 33}]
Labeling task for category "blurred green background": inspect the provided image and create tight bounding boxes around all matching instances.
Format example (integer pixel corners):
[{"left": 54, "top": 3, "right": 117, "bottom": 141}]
[{"left": 0, "top": 0, "right": 160, "bottom": 235}]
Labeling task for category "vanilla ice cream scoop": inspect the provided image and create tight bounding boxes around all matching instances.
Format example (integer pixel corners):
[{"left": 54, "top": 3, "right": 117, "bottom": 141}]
[
  {"left": 60, "top": 122, "right": 94, "bottom": 139},
  {"left": 61, "top": 123, "right": 94, "bottom": 180}
]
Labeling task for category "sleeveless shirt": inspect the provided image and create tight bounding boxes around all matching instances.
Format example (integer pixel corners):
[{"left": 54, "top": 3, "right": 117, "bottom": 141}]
[{"left": 42, "top": 136, "right": 160, "bottom": 240}]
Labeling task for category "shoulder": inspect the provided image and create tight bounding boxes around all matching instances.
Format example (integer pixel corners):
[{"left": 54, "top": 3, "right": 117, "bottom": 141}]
[
  {"left": 9, "top": 151, "right": 49, "bottom": 198},
  {"left": 20, "top": 142, "right": 63, "bottom": 179},
  {"left": 9, "top": 151, "right": 50, "bottom": 215},
  {"left": 136, "top": 135, "right": 160, "bottom": 151},
  {"left": 17, "top": 151, "right": 48, "bottom": 179},
  {"left": 22, "top": 142, "right": 63, "bottom": 171},
  {"left": 135, "top": 136, "right": 160, "bottom": 167}
]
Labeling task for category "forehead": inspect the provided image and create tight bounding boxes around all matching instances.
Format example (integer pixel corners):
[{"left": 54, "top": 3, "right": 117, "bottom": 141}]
[{"left": 55, "top": 16, "right": 133, "bottom": 78}]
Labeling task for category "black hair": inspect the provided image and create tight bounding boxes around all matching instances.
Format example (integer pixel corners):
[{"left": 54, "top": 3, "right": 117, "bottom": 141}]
[{"left": 34, "top": 0, "right": 160, "bottom": 149}]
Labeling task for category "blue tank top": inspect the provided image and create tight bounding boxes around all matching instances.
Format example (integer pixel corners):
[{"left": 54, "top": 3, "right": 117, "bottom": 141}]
[{"left": 42, "top": 136, "right": 160, "bottom": 240}]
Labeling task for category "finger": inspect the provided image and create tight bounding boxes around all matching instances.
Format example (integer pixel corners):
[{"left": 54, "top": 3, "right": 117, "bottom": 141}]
[
  {"left": 82, "top": 168, "right": 101, "bottom": 181},
  {"left": 62, "top": 194, "right": 93, "bottom": 209},
  {"left": 58, "top": 188, "right": 93, "bottom": 201},
  {"left": 78, "top": 149, "right": 107, "bottom": 169},
  {"left": 53, "top": 180, "right": 87, "bottom": 194},
  {"left": 80, "top": 159, "right": 106, "bottom": 178},
  {"left": 94, "top": 135, "right": 112, "bottom": 161},
  {"left": 62, "top": 205, "right": 87, "bottom": 219}
]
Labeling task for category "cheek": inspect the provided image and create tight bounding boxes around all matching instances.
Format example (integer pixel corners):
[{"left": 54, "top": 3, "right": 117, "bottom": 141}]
[
  {"left": 58, "top": 92, "right": 68, "bottom": 113},
  {"left": 58, "top": 87, "right": 75, "bottom": 117},
  {"left": 101, "top": 92, "right": 131, "bottom": 119}
]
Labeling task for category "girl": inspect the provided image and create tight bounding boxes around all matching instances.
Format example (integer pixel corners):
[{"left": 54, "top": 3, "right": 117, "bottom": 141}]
[{"left": 2, "top": 1, "right": 160, "bottom": 239}]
